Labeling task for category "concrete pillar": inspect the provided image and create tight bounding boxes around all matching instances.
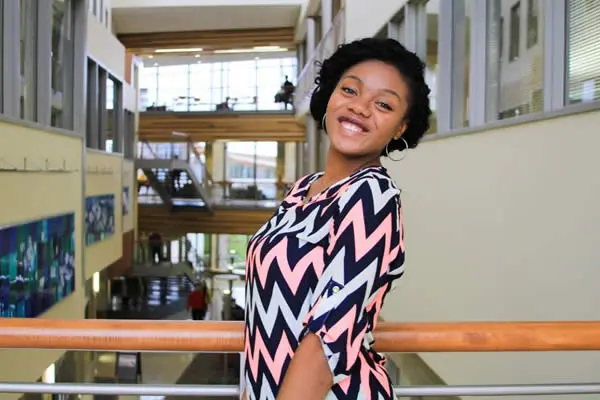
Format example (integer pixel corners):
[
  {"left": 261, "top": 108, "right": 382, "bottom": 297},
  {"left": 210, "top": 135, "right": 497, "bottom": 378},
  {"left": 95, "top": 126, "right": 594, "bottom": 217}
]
[
  {"left": 321, "top": 0, "right": 333, "bottom": 37},
  {"left": 210, "top": 234, "right": 219, "bottom": 268},
  {"left": 306, "top": 17, "right": 317, "bottom": 57},
  {"left": 306, "top": 118, "right": 319, "bottom": 173},
  {"left": 218, "top": 234, "right": 229, "bottom": 269},
  {"left": 284, "top": 142, "right": 297, "bottom": 182},
  {"left": 295, "top": 141, "right": 304, "bottom": 178},
  {"left": 319, "top": 132, "right": 329, "bottom": 171}
]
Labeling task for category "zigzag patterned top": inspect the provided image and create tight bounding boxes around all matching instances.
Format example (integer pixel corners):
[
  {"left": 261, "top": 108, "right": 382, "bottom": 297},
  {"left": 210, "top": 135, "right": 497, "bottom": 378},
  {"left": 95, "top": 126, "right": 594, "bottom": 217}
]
[{"left": 243, "top": 165, "right": 405, "bottom": 400}]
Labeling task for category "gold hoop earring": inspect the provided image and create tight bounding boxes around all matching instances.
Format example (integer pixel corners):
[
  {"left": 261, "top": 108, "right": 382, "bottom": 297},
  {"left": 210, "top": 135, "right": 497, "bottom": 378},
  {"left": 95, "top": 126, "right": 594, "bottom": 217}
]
[
  {"left": 386, "top": 138, "right": 408, "bottom": 162},
  {"left": 322, "top": 114, "right": 327, "bottom": 133}
]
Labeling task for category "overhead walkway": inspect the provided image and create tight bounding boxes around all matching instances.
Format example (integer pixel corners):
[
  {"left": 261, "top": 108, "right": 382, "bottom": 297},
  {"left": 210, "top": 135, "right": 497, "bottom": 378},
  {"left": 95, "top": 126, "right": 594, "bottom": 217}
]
[{"left": 139, "top": 110, "right": 305, "bottom": 143}]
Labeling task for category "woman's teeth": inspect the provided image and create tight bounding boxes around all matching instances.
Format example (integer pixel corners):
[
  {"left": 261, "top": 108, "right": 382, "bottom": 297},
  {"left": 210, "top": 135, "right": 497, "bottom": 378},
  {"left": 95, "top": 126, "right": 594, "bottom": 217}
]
[{"left": 341, "top": 121, "right": 364, "bottom": 133}]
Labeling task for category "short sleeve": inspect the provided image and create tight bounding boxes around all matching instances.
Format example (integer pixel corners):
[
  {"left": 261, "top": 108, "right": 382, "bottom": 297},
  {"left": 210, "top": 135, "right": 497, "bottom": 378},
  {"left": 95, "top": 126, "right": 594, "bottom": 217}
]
[{"left": 300, "top": 177, "right": 405, "bottom": 383}]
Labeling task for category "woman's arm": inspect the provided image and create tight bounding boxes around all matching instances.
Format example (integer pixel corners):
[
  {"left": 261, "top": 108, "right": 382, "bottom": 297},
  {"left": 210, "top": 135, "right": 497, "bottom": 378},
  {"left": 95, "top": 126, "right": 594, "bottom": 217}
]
[
  {"left": 276, "top": 333, "right": 333, "bottom": 400},
  {"left": 277, "top": 178, "right": 404, "bottom": 400}
]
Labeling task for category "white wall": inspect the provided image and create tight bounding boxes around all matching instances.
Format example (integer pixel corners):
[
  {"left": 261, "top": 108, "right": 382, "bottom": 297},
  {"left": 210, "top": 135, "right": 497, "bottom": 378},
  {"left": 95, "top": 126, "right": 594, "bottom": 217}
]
[
  {"left": 87, "top": 10, "right": 125, "bottom": 80},
  {"left": 344, "top": 0, "right": 407, "bottom": 41},
  {"left": 381, "top": 109, "right": 600, "bottom": 399}
]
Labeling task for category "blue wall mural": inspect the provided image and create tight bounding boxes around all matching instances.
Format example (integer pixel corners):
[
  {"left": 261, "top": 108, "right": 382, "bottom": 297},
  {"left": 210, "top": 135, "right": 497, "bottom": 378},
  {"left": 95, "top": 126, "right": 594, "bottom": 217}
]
[
  {"left": 85, "top": 194, "right": 115, "bottom": 245},
  {"left": 0, "top": 213, "right": 76, "bottom": 318}
]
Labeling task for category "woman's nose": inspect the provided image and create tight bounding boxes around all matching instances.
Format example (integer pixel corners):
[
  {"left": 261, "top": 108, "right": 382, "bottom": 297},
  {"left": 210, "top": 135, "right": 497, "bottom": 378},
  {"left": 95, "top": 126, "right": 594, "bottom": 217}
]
[{"left": 347, "top": 98, "right": 371, "bottom": 117}]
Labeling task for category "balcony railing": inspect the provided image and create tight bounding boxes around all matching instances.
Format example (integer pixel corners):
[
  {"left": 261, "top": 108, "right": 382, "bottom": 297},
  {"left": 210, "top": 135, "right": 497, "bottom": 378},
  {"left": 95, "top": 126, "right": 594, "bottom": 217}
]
[
  {"left": 294, "top": 9, "right": 346, "bottom": 111},
  {"left": 1, "top": 319, "right": 600, "bottom": 397}
]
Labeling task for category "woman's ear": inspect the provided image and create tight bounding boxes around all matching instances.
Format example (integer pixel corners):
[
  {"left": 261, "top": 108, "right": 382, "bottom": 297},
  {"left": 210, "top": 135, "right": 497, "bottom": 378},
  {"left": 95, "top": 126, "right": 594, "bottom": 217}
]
[{"left": 393, "top": 121, "right": 408, "bottom": 141}]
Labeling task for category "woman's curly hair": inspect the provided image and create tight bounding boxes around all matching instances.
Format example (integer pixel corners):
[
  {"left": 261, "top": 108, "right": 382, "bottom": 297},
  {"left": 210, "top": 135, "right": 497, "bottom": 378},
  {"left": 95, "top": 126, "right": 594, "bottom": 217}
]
[{"left": 309, "top": 37, "right": 432, "bottom": 154}]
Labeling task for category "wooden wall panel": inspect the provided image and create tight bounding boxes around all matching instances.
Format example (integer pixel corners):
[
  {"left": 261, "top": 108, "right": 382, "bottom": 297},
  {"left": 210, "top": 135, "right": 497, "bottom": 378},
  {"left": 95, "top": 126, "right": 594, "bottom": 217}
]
[
  {"left": 138, "top": 206, "right": 274, "bottom": 235},
  {"left": 105, "top": 230, "right": 135, "bottom": 278},
  {"left": 139, "top": 112, "right": 305, "bottom": 142},
  {"left": 118, "top": 27, "right": 294, "bottom": 53}
]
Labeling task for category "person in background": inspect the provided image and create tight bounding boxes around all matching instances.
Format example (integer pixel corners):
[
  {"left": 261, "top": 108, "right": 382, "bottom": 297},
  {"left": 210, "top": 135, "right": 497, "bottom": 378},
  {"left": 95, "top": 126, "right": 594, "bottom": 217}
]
[
  {"left": 187, "top": 282, "right": 208, "bottom": 320},
  {"left": 148, "top": 232, "right": 163, "bottom": 264}
]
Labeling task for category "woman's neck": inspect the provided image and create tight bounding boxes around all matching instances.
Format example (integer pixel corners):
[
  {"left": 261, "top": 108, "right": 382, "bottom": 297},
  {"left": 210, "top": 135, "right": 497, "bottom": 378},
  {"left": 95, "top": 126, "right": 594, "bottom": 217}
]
[{"left": 321, "top": 148, "right": 381, "bottom": 184}]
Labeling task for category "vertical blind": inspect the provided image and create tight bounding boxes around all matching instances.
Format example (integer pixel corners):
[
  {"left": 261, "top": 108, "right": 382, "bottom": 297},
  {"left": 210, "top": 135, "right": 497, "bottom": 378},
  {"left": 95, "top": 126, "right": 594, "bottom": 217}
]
[{"left": 567, "top": 0, "right": 600, "bottom": 104}]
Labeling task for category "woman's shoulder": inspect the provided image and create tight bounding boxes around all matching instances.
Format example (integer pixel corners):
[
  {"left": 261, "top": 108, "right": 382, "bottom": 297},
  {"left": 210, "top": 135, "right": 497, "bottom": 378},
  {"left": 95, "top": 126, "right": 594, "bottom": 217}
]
[{"left": 343, "top": 166, "right": 401, "bottom": 203}]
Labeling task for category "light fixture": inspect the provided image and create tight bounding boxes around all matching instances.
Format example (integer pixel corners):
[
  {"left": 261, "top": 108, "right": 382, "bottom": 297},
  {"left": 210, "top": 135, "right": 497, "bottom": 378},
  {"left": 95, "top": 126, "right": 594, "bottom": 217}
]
[
  {"left": 153, "top": 62, "right": 159, "bottom": 66},
  {"left": 92, "top": 272, "right": 100, "bottom": 294},
  {"left": 42, "top": 364, "right": 55, "bottom": 384},
  {"left": 194, "top": 54, "right": 201, "bottom": 58},
  {"left": 155, "top": 47, "right": 203, "bottom": 53},
  {"left": 171, "top": 131, "right": 189, "bottom": 137},
  {"left": 147, "top": 55, "right": 153, "bottom": 59},
  {"left": 214, "top": 46, "right": 288, "bottom": 54}
]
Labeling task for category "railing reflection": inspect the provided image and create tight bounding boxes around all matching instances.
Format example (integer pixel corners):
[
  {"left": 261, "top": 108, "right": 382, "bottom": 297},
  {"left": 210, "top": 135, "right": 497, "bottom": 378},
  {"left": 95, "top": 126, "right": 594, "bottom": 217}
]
[
  {"left": 1, "top": 320, "right": 600, "bottom": 397},
  {"left": 295, "top": 8, "right": 346, "bottom": 111},
  {"left": 142, "top": 94, "right": 294, "bottom": 113}
]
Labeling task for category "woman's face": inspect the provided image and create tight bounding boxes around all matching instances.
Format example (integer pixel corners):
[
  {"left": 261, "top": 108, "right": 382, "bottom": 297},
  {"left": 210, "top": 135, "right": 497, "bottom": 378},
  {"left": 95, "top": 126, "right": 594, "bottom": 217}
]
[{"left": 325, "top": 60, "right": 410, "bottom": 159}]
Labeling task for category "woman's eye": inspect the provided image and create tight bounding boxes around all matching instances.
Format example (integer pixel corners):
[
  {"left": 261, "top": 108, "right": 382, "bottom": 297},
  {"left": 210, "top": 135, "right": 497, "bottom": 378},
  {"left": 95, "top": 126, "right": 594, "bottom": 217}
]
[
  {"left": 341, "top": 87, "right": 356, "bottom": 95},
  {"left": 377, "top": 102, "right": 392, "bottom": 111}
]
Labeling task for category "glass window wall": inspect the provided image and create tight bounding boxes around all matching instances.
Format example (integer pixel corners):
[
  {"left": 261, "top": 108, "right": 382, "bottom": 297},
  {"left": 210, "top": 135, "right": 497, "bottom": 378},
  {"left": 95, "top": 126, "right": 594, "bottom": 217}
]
[
  {"left": 51, "top": 0, "right": 74, "bottom": 129},
  {"left": 139, "top": 56, "right": 297, "bottom": 112},
  {"left": 566, "top": 0, "right": 600, "bottom": 104},
  {"left": 225, "top": 141, "right": 278, "bottom": 200},
  {"left": 20, "top": 0, "right": 37, "bottom": 121},
  {"left": 486, "top": 0, "right": 544, "bottom": 121}
]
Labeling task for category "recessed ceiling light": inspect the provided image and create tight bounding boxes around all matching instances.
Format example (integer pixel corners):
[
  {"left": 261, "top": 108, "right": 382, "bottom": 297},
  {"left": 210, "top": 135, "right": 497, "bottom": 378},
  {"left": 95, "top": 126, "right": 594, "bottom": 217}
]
[{"left": 155, "top": 48, "right": 203, "bottom": 53}]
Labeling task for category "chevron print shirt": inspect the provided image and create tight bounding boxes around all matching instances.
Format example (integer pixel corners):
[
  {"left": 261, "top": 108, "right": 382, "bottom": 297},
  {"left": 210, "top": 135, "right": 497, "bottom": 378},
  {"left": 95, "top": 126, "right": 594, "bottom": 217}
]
[{"left": 243, "top": 165, "right": 405, "bottom": 400}]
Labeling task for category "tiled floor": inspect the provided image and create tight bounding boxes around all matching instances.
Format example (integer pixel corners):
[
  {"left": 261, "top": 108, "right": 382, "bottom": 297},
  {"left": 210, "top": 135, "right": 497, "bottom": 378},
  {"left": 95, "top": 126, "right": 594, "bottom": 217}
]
[{"left": 105, "top": 272, "right": 238, "bottom": 399}]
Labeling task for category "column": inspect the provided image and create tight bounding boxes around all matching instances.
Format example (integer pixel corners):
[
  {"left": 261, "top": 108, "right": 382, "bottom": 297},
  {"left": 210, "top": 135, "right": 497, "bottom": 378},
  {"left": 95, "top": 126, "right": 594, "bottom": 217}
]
[
  {"left": 306, "top": 118, "right": 318, "bottom": 173},
  {"left": 36, "top": 0, "right": 52, "bottom": 126},
  {"left": 113, "top": 81, "right": 125, "bottom": 153},
  {"left": 319, "top": 132, "right": 329, "bottom": 171},
  {"left": 321, "top": 0, "right": 333, "bottom": 37},
  {"left": 306, "top": 17, "right": 317, "bottom": 57},
  {"left": 98, "top": 68, "right": 108, "bottom": 150},
  {"left": 218, "top": 234, "right": 229, "bottom": 269},
  {"left": 295, "top": 141, "right": 304, "bottom": 178},
  {"left": 210, "top": 234, "right": 219, "bottom": 268},
  {"left": 86, "top": 62, "right": 100, "bottom": 149},
  {"left": 436, "top": 0, "right": 467, "bottom": 132},
  {"left": 72, "top": 0, "right": 88, "bottom": 134},
  {"left": 276, "top": 142, "right": 286, "bottom": 199},
  {"left": 2, "top": 1, "right": 21, "bottom": 117}
]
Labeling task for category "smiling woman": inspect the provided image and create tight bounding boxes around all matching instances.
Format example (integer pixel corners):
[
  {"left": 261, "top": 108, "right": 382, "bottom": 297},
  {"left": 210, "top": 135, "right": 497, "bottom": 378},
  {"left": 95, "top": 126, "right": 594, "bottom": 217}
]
[{"left": 242, "top": 38, "right": 432, "bottom": 400}]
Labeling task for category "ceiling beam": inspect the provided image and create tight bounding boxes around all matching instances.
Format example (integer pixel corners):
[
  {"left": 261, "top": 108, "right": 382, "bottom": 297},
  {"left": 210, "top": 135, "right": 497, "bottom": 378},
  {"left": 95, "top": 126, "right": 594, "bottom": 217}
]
[{"left": 118, "top": 27, "right": 295, "bottom": 53}]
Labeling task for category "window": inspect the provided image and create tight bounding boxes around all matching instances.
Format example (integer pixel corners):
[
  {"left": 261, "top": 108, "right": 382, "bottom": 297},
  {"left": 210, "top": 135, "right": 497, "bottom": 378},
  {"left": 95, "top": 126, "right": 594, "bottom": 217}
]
[
  {"left": 425, "top": 0, "right": 438, "bottom": 133},
  {"left": 51, "top": 0, "right": 75, "bottom": 129},
  {"left": 486, "top": 0, "right": 544, "bottom": 121},
  {"left": 225, "top": 141, "right": 278, "bottom": 200},
  {"left": 526, "top": 0, "right": 539, "bottom": 48},
  {"left": 20, "top": 0, "right": 38, "bottom": 121},
  {"left": 509, "top": 2, "right": 521, "bottom": 62},
  {"left": 566, "top": 0, "right": 600, "bottom": 104},
  {"left": 139, "top": 56, "right": 296, "bottom": 112}
]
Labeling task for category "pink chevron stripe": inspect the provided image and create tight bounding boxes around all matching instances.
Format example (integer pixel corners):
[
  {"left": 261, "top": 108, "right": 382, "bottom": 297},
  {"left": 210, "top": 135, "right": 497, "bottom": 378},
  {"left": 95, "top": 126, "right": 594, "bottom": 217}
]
[
  {"left": 365, "top": 284, "right": 388, "bottom": 319},
  {"left": 253, "top": 236, "right": 325, "bottom": 294},
  {"left": 321, "top": 305, "right": 367, "bottom": 371},
  {"left": 329, "top": 199, "right": 400, "bottom": 277},
  {"left": 338, "top": 376, "right": 351, "bottom": 394},
  {"left": 358, "top": 352, "right": 391, "bottom": 397},
  {"left": 245, "top": 327, "right": 294, "bottom": 383}
]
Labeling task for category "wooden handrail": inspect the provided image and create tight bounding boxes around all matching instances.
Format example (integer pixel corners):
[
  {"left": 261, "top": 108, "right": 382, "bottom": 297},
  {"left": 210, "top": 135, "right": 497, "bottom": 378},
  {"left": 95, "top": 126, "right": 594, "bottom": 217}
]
[{"left": 1, "top": 319, "right": 600, "bottom": 353}]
